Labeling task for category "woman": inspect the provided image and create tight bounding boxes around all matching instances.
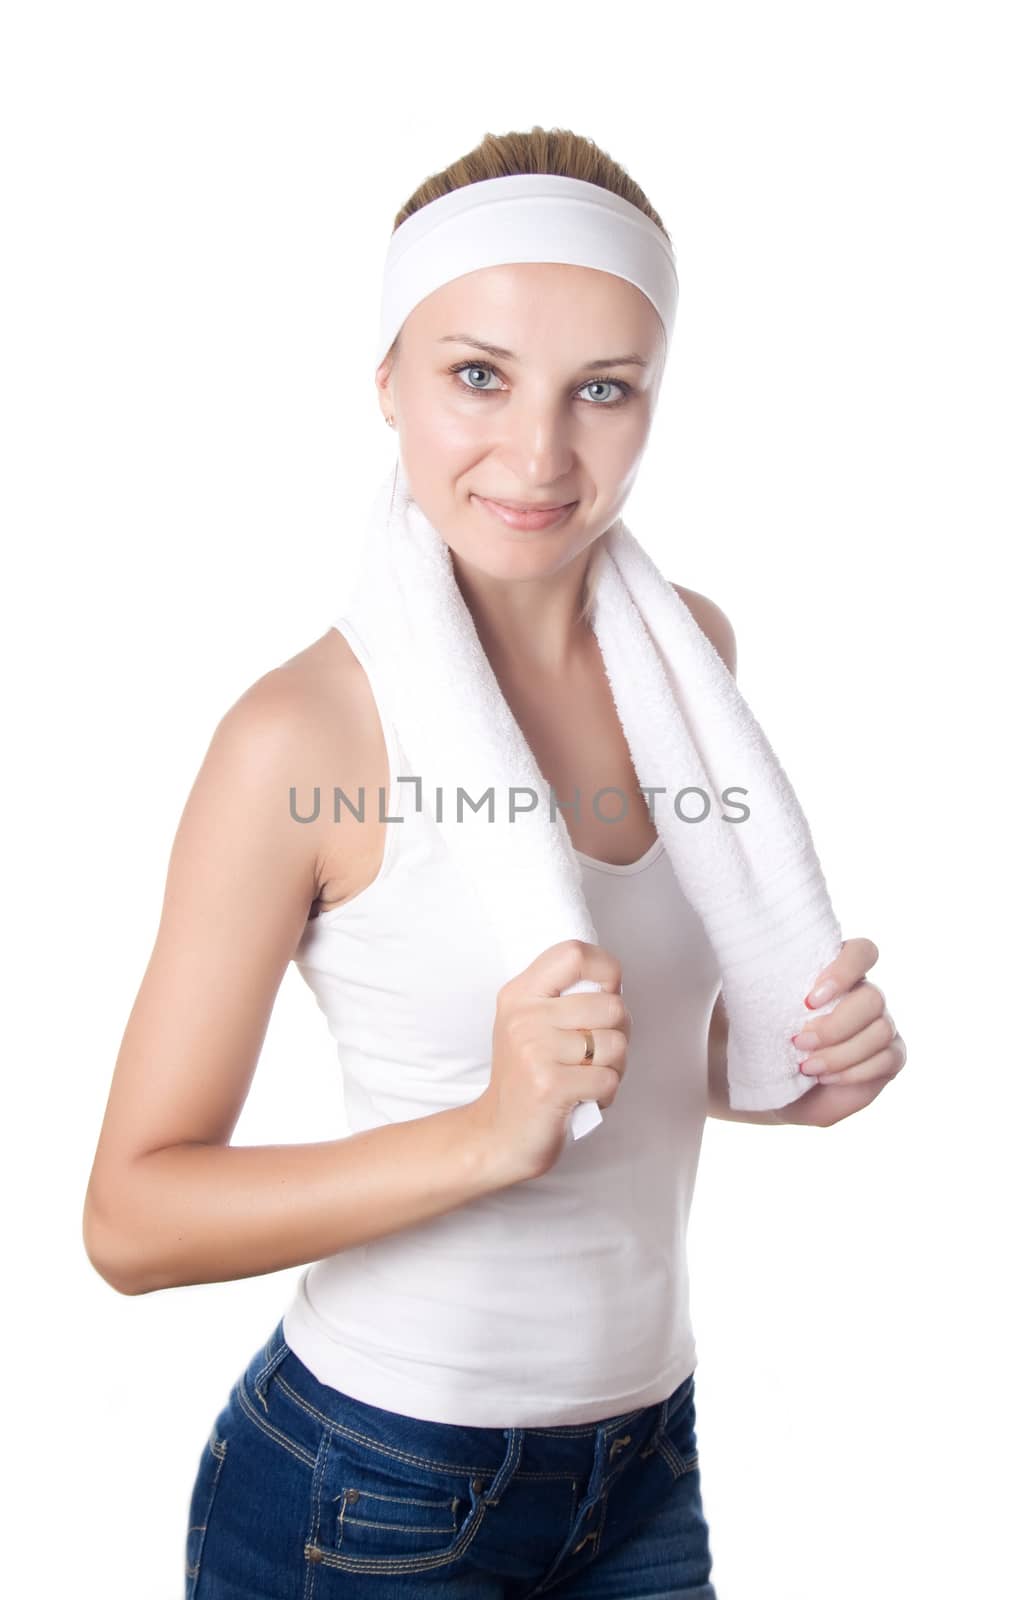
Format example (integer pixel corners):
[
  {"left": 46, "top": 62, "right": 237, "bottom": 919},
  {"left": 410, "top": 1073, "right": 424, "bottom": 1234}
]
[{"left": 83, "top": 126, "right": 905, "bottom": 1598}]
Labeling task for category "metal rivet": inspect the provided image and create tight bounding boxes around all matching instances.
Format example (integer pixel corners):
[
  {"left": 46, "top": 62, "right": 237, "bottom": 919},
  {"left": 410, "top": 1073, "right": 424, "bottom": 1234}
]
[
  {"left": 344, "top": 1487, "right": 360, "bottom": 1504},
  {"left": 304, "top": 1543, "right": 324, "bottom": 1563}
]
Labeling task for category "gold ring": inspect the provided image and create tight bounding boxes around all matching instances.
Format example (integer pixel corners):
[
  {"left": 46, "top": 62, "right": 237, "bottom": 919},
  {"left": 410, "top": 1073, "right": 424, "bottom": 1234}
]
[{"left": 580, "top": 1029, "right": 595, "bottom": 1064}]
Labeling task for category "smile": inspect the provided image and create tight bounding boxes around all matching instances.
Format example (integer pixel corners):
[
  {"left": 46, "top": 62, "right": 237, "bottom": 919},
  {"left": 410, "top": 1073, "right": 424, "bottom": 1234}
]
[{"left": 472, "top": 495, "right": 577, "bottom": 530}]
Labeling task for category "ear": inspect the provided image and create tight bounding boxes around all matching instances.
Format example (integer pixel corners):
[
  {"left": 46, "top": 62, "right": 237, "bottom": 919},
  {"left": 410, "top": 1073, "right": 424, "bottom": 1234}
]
[{"left": 374, "top": 357, "right": 395, "bottom": 423}]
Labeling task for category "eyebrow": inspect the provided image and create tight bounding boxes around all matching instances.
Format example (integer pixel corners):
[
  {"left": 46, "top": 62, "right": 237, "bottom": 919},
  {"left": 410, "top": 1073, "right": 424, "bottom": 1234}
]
[{"left": 437, "top": 334, "right": 649, "bottom": 370}]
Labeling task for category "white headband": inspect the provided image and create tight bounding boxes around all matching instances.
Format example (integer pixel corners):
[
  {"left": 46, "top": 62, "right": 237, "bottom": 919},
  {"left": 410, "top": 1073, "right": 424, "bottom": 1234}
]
[{"left": 374, "top": 172, "right": 678, "bottom": 370}]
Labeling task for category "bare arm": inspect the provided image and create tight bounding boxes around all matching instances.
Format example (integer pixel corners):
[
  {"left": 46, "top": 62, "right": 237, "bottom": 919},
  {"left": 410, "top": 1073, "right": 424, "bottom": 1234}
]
[
  {"left": 81, "top": 662, "right": 505, "bottom": 1297},
  {"left": 89, "top": 1114, "right": 501, "bottom": 1296}
]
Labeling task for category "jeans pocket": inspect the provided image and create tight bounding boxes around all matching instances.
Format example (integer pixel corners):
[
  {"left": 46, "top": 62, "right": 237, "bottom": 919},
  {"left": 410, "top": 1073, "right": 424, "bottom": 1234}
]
[
  {"left": 304, "top": 1425, "right": 488, "bottom": 1576},
  {"left": 184, "top": 1425, "right": 229, "bottom": 1597}
]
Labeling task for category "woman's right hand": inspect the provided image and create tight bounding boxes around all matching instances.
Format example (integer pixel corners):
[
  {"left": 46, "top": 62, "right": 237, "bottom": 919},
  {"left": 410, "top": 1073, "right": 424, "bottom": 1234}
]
[{"left": 472, "top": 940, "right": 632, "bottom": 1184}]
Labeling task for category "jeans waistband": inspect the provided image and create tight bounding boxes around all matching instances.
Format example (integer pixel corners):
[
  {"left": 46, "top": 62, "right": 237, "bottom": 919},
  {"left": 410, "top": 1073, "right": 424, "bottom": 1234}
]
[{"left": 239, "top": 1318, "right": 695, "bottom": 1487}]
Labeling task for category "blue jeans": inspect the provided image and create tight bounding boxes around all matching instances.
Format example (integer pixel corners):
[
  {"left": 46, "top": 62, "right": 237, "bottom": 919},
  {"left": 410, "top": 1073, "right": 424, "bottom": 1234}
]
[{"left": 185, "top": 1317, "right": 718, "bottom": 1598}]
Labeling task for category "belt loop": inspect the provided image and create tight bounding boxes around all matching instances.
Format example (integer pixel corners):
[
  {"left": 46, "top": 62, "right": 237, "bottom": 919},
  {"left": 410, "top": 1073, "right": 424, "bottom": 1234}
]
[
  {"left": 253, "top": 1324, "right": 291, "bottom": 1413},
  {"left": 639, "top": 1393, "right": 669, "bottom": 1460},
  {"left": 474, "top": 1427, "right": 524, "bottom": 1507}
]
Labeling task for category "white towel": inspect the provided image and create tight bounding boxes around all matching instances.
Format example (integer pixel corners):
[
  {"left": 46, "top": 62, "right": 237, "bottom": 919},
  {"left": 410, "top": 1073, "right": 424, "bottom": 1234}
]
[{"left": 339, "top": 461, "right": 843, "bottom": 1139}]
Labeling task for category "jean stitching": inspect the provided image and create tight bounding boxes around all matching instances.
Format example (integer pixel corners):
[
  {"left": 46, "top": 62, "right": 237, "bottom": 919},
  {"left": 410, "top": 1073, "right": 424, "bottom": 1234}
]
[
  {"left": 184, "top": 1430, "right": 228, "bottom": 1590},
  {"left": 525, "top": 1402, "right": 648, "bottom": 1439},
  {"left": 303, "top": 1491, "right": 489, "bottom": 1576},
  {"left": 272, "top": 1367, "right": 576, "bottom": 1483},
  {"left": 485, "top": 1423, "right": 523, "bottom": 1507},
  {"left": 341, "top": 1488, "right": 459, "bottom": 1513},
  {"left": 272, "top": 1368, "right": 653, "bottom": 1480},
  {"left": 600, "top": 1441, "right": 644, "bottom": 1496},
  {"left": 305, "top": 1430, "right": 331, "bottom": 1569},
  {"left": 274, "top": 1371, "right": 502, "bottom": 1478},
  {"left": 664, "top": 1380, "right": 695, "bottom": 1431},
  {"left": 572, "top": 1488, "right": 609, "bottom": 1567},
  {"left": 657, "top": 1431, "right": 699, "bottom": 1479},
  {"left": 253, "top": 1334, "right": 292, "bottom": 1413},
  {"left": 595, "top": 1486, "right": 609, "bottom": 1555},
  {"left": 301, "top": 1424, "right": 516, "bottom": 1575},
  {"left": 338, "top": 1510, "right": 459, "bottom": 1534},
  {"left": 525, "top": 1480, "right": 605, "bottom": 1597},
  {"left": 234, "top": 1375, "right": 317, "bottom": 1471},
  {"left": 523, "top": 1425, "right": 599, "bottom": 1438}
]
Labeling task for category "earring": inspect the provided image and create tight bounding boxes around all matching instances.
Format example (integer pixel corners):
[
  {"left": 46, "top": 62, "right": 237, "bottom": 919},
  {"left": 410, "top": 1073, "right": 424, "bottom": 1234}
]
[{"left": 386, "top": 414, "right": 396, "bottom": 428}]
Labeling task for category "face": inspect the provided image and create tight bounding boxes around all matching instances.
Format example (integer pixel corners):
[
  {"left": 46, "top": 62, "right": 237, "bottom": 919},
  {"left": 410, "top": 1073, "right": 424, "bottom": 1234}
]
[{"left": 375, "top": 263, "right": 666, "bottom": 585}]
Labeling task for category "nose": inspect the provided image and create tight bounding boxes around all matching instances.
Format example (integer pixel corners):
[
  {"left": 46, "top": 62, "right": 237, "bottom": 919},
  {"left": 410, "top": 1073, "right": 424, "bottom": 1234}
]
[{"left": 498, "top": 397, "right": 576, "bottom": 491}]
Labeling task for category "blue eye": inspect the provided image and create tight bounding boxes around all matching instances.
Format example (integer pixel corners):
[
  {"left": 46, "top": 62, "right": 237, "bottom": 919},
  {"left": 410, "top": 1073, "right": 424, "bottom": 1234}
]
[
  {"left": 452, "top": 362, "right": 502, "bottom": 393},
  {"left": 447, "top": 360, "right": 633, "bottom": 407}
]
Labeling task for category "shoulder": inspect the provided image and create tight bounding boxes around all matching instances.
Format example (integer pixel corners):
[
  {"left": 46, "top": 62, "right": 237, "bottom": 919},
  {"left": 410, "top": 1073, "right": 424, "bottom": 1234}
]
[
  {"left": 212, "top": 627, "right": 374, "bottom": 772},
  {"left": 670, "top": 583, "right": 737, "bottom": 678},
  {"left": 181, "top": 629, "right": 383, "bottom": 867},
  {"left": 168, "top": 627, "right": 385, "bottom": 908}
]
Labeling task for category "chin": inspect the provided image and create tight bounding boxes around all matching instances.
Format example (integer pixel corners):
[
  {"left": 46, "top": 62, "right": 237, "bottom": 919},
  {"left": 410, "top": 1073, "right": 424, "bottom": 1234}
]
[{"left": 455, "top": 533, "right": 587, "bottom": 584}]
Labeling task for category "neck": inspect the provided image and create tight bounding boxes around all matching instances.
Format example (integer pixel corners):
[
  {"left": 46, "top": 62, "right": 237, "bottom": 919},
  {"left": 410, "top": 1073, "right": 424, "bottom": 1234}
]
[{"left": 450, "top": 547, "right": 597, "bottom": 677}]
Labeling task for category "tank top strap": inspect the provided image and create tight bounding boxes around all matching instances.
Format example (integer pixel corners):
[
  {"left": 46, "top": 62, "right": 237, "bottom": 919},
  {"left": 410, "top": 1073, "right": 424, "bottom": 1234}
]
[{"left": 331, "top": 612, "right": 405, "bottom": 789}]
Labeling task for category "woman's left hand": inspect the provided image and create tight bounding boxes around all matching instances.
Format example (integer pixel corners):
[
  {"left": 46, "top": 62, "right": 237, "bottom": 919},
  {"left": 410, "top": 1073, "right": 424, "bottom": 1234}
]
[{"left": 785, "top": 938, "right": 906, "bottom": 1124}]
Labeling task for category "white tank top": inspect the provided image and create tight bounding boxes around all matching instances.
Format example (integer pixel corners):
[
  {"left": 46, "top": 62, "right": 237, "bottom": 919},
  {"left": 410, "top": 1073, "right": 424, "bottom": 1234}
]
[{"left": 280, "top": 618, "right": 721, "bottom": 1427}]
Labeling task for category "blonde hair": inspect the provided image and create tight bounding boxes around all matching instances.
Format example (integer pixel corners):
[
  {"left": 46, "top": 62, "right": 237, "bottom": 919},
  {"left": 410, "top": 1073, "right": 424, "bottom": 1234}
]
[{"left": 383, "top": 126, "right": 672, "bottom": 627}]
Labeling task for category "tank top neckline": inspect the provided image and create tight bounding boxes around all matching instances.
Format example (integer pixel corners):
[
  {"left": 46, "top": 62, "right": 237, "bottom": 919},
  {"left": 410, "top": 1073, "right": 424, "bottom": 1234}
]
[
  {"left": 331, "top": 614, "right": 667, "bottom": 883},
  {"left": 572, "top": 833, "right": 665, "bottom": 875}
]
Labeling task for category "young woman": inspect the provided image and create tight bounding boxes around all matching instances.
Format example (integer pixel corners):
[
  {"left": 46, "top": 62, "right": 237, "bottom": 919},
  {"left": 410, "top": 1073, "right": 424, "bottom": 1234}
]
[{"left": 83, "top": 126, "right": 905, "bottom": 1598}]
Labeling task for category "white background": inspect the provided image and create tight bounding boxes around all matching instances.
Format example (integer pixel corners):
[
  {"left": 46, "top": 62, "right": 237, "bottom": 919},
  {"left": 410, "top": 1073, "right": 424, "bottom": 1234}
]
[{"left": 3, "top": 2, "right": 1029, "bottom": 1595}]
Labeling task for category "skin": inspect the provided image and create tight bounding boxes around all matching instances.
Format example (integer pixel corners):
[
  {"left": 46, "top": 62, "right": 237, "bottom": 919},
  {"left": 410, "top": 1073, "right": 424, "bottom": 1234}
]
[
  {"left": 375, "top": 261, "right": 660, "bottom": 675},
  {"left": 373, "top": 262, "right": 906, "bottom": 1129},
  {"left": 83, "top": 261, "right": 906, "bottom": 1295}
]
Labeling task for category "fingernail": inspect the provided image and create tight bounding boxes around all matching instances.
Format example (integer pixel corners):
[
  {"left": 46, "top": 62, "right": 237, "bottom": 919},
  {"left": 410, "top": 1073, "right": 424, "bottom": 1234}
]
[
  {"left": 799, "top": 1058, "right": 823, "bottom": 1074},
  {"left": 793, "top": 1030, "right": 820, "bottom": 1050},
  {"left": 806, "top": 981, "right": 836, "bottom": 1008}
]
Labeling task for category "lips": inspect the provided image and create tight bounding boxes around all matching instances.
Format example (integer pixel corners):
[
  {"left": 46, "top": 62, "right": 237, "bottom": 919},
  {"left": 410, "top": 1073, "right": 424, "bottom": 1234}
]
[
  {"left": 472, "top": 494, "right": 577, "bottom": 531},
  {"left": 485, "top": 497, "right": 573, "bottom": 511}
]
